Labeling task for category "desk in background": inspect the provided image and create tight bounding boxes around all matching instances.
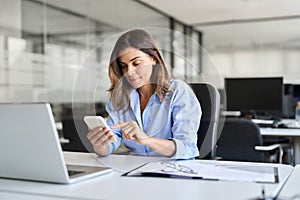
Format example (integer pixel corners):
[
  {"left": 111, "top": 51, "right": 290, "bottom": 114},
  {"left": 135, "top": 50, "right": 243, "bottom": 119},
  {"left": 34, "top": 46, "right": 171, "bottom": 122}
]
[
  {"left": 0, "top": 152, "right": 294, "bottom": 200},
  {"left": 261, "top": 128, "right": 300, "bottom": 164}
]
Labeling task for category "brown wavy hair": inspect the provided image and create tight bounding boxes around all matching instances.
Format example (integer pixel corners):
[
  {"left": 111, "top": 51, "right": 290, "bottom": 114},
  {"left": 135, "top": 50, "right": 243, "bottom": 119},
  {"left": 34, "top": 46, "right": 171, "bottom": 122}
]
[{"left": 108, "top": 29, "right": 171, "bottom": 112}]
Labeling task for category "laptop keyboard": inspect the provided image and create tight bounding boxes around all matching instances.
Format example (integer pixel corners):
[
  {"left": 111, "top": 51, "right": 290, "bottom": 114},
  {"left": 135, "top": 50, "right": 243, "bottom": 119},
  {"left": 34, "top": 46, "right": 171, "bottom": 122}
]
[{"left": 68, "top": 170, "right": 85, "bottom": 177}]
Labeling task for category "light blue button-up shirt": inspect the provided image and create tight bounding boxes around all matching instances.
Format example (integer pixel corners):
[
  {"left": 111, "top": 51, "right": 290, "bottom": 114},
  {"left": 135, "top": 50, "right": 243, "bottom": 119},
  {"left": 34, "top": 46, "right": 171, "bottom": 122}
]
[{"left": 106, "top": 79, "right": 201, "bottom": 159}]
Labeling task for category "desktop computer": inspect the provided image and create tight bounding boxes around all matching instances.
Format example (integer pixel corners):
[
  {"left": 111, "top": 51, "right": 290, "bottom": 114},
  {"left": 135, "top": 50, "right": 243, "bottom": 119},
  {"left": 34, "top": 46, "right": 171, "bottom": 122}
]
[{"left": 225, "top": 77, "right": 283, "bottom": 121}]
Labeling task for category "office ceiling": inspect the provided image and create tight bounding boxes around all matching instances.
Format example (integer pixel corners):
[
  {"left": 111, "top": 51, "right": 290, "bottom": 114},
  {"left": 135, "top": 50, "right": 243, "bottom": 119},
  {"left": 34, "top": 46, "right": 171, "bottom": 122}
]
[
  {"left": 139, "top": 0, "right": 300, "bottom": 25},
  {"left": 138, "top": 0, "right": 300, "bottom": 49},
  {"left": 29, "top": 0, "right": 168, "bottom": 34},
  {"left": 32, "top": 0, "right": 300, "bottom": 49}
]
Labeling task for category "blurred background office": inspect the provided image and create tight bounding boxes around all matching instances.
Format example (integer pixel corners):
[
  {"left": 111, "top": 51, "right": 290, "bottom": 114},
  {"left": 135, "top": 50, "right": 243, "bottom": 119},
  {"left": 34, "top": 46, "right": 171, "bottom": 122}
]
[
  {"left": 1, "top": 0, "right": 300, "bottom": 117},
  {"left": 1, "top": 0, "right": 300, "bottom": 155}
]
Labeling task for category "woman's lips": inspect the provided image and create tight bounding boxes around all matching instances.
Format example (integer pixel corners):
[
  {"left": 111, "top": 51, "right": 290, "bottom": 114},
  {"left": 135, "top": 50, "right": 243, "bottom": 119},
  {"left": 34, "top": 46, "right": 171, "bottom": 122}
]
[{"left": 129, "top": 77, "right": 140, "bottom": 83}]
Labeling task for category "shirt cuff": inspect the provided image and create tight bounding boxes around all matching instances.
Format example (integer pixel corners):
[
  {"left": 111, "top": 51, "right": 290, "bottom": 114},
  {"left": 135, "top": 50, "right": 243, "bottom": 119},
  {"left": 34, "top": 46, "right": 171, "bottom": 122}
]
[
  {"left": 171, "top": 138, "right": 199, "bottom": 160},
  {"left": 171, "top": 138, "right": 186, "bottom": 159}
]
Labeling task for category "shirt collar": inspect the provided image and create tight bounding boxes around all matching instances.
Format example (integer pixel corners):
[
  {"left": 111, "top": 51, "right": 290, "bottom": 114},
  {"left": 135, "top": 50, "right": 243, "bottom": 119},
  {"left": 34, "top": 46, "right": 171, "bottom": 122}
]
[{"left": 130, "top": 89, "right": 162, "bottom": 104}]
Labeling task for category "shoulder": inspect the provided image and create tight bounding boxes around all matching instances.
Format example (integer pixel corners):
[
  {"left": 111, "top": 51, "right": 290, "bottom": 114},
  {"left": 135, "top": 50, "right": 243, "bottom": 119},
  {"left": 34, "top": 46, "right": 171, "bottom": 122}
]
[
  {"left": 106, "top": 100, "right": 120, "bottom": 113},
  {"left": 169, "top": 79, "right": 189, "bottom": 88},
  {"left": 169, "top": 79, "right": 193, "bottom": 93},
  {"left": 167, "top": 79, "right": 198, "bottom": 104},
  {"left": 105, "top": 100, "right": 114, "bottom": 112}
]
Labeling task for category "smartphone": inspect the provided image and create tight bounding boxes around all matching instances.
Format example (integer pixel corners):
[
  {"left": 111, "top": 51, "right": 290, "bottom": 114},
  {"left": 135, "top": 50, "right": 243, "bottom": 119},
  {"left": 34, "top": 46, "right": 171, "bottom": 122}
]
[
  {"left": 84, "top": 116, "right": 111, "bottom": 130},
  {"left": 84, "top": 116, "right": 116, "bottom": 142}
]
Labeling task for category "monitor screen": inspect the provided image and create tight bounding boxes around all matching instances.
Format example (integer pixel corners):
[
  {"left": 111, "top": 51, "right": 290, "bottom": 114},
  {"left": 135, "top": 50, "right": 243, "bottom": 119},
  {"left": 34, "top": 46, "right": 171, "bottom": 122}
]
[
  {"left": 293, "top": 84, "right": 300, "bottom": 104},
  {"left": 225, "top": 77, "right": 283, "bottom": 118}
]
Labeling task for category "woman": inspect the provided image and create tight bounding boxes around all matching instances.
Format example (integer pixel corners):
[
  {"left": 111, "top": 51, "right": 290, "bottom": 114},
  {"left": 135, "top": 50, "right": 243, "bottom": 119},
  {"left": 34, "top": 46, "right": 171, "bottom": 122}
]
[{"left": 87, "top": 29, "right": 201, "bottom": 159}]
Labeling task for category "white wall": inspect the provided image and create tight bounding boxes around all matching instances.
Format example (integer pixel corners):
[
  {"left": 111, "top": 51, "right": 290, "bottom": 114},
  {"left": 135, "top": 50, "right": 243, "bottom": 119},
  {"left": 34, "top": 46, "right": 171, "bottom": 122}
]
[
  {"left": 204, "top": 47, "right": 300, "bottom": 89},
  {"left": 0, "top": 0, "right": 21, "bottom": 37}
]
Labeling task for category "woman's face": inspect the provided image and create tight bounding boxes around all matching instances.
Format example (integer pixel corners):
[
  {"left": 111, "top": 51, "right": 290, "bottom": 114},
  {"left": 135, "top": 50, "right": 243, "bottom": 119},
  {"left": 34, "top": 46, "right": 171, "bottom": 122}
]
[{"left": 118, "top": 47, "right": 156, "bottom": 89}]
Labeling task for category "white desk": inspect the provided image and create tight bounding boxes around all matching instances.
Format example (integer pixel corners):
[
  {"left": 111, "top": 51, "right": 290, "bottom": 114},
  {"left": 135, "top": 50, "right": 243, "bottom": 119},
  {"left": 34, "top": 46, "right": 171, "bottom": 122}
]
[
  {"left": 261, "top": 128, "right": 300, "bottom": 164},
  {"left": 0, "top": 191, "right": 68, "bottom": 200},
  {"left": 278, "top": 165, "right": 300, "bottom": 199},
  {"left": 0, "top": 152, "right": 294, "bottom": 200}
]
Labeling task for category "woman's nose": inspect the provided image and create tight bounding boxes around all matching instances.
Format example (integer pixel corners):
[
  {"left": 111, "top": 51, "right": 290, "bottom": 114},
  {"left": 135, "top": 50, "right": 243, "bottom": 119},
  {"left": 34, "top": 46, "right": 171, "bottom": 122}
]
[{"left": 127, "top": 65, "right": 135, "bottom": 75}]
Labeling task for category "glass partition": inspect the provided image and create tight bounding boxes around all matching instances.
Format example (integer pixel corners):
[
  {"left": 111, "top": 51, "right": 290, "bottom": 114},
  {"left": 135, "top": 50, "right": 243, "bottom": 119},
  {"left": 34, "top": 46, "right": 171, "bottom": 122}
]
[{"left": 0, "top": 0, "right": 204, "bottom": 122}]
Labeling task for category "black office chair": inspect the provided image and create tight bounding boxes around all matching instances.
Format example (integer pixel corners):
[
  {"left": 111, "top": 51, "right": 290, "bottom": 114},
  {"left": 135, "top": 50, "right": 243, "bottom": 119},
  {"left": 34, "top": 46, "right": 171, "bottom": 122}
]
[
  {"left": 217, "top": 117, "right": 283, "bottom": 163},
  {"left": 62, "top": 118, "right": 94, "bottom": 153},
  {"left": 190, "top": 83, "right": 220, "bottom": 159}
]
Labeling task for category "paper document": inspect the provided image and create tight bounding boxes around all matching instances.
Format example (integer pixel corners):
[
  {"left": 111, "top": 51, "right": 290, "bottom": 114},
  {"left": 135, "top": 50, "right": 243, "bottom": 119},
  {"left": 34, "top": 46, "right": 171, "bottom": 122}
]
[{"left": 124, "top": 161, "right": 278, "bottom": 183}]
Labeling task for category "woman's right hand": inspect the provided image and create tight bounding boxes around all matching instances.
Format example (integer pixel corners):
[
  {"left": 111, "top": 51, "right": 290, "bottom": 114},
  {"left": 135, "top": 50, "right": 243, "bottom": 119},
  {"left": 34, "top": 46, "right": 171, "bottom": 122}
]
[{"left": 87, "top": 126, "right": 116, "bottom": 156}]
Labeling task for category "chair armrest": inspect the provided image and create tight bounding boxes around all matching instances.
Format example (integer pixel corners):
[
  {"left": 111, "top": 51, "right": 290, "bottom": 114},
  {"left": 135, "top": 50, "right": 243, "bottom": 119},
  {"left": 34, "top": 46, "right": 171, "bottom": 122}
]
[
  {"left": 59, "top": 137, "right": 70, "bottom": 144},
  {"left": 255, "top": 144, "right": 282, "bottom": 151},
  {"left": 255, "top": 144, "right": 283, "bottom": 163}
]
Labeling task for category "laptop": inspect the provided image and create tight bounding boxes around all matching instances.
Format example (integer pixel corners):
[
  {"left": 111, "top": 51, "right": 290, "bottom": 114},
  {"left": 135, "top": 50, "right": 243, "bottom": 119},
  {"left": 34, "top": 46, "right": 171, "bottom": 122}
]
[{"left": 0, "top": 103, "right": 112, "bottom": 184}]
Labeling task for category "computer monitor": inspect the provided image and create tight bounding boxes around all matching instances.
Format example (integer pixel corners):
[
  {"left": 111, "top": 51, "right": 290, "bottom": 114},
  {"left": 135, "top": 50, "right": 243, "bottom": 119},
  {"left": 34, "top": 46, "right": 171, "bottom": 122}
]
[
  {"left": 293, "top": 84, "right": 300, "bottom": 105},
  {"left": 225, "top": 77, "right": 283, "bottom": 119}
]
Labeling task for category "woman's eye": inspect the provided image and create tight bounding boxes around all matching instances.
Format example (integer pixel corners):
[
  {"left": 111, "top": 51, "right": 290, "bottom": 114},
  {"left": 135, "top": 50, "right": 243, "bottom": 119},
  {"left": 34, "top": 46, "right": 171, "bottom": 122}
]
[{"left": 133, "top": 61, "right": 142, "bottom": 66}]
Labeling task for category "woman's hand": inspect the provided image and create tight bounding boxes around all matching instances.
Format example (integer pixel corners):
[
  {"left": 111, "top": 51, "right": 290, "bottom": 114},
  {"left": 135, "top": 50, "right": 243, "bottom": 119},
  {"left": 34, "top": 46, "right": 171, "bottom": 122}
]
[
  {"left": 87, "top": 126, "right": 116, "bottom": 156},
  {"left": 111, "top": 121, "right": 149, "bottom": 145}
]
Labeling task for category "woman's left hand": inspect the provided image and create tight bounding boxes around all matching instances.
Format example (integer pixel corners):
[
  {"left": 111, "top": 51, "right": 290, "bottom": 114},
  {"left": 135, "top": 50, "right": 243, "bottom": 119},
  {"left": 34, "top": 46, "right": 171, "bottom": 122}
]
[{"left": 111, "top": 121, "right": 149, "bottom": 145}]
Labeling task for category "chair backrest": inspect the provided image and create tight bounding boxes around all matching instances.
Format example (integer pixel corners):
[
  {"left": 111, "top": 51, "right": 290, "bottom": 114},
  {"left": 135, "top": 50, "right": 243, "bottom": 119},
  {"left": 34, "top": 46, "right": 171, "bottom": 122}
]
[
  {"left": 217, "top": 117, "right": 265, "bottom": 162},
  {"left": 190, "top": 83, "right": 220, "bottom": 159},
  {"left": 62, "top": 118, "right": 94, "bottom": 153}
]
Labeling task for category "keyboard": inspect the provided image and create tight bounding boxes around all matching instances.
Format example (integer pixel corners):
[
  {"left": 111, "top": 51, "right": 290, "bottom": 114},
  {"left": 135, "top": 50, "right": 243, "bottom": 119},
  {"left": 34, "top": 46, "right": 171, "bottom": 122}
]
[{"left": 68, "top": 170, "right": 85, "bottom": 177}]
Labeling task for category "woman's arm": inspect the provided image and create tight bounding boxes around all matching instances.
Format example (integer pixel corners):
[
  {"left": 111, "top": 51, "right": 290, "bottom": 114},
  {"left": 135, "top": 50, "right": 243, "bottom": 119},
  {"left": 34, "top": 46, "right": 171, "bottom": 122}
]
[
  {"left": 111, "top": 121, "right": 176, "bottom": 157},
  {"left": 141, "top": 137, "right": 176, "bottom": 157},
  {"left": 169, "top": 81, "right": 202, "bottom": 159}
]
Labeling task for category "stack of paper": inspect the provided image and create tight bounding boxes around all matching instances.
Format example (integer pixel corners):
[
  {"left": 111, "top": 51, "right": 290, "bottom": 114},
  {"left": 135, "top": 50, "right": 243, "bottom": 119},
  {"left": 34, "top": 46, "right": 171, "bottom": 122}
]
[{"left": 124, "top": 161, "right": 278, "bottom": 183}]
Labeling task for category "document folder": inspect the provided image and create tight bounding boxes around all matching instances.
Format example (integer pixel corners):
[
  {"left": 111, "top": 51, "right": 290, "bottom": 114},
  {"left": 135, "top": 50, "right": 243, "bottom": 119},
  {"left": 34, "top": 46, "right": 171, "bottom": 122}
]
[{"left": 123, "top": 161, "right": 278, "bottom": 183}]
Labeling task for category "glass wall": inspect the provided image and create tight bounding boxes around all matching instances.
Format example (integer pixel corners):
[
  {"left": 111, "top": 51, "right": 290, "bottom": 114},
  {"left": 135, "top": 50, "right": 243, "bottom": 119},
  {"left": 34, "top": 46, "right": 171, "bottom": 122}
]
[{"left": 0, "top": 0, "right": 203, "bottom": 121}]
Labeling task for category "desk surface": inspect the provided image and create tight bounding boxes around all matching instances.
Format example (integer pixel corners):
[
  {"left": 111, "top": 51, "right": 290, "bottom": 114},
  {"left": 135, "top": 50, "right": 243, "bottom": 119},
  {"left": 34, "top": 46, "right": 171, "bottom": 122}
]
[
  {"left": 0, "top": 152, "right": 294, "bottom": 200},
  {"left": 260, "top": 127, "right": 300, "bottom": 137},
  {"left": 278, "top": 165, "right": 300, "bottom": 199},
  {"left": 0, "top": 191, "right": 68, "bottom": 200}
]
